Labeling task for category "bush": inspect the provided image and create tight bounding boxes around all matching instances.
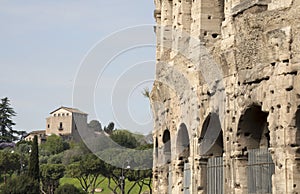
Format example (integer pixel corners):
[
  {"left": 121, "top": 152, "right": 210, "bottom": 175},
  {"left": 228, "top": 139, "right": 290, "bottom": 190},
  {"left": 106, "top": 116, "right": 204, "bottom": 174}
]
[
  {"left": 54, "top": 184, "right": 86, "bottom": 194},
  {"left": 1, "top": 175, "right": 39, "bottom": 194}
]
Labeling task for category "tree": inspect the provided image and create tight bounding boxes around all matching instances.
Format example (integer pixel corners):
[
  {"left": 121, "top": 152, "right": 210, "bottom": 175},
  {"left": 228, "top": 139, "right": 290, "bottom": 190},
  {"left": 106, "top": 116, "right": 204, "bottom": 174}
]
[
  {"left": 40, "top": 164, "right": 65, "bottom": 194},
  {"left": 41, "top": 135, "right": 65, "bottom": 155},
  {"left": 28, "top": 135, "right": 40, "bottom": 189},
  {"left": 66, "top": 154, "right": 107, "bottom": 194},
  {"left": 16, "top": 142, "right": 32, "bottom": 173},
  {"left": 88, "top": 120, "right": 102, "bottom": 132},
  {"left": 1, "top": 174, "right": 39, "bottom": 194},
  {"left": 127, "top": 169, "right": 152, "bottom": 194},
  {"left": 110, "top": 130, "right": 139, "bottom": 149},
  {"left": 104, "top": 122, "right": 115, "bottom": 134},
  {"left": 54, "top": 184, "right": 86, "bottom": 194},
  {"left": 0, "top": 97, "right": 19, "bottom": 143},
  {"left": 0, "top": 149, "right": 20, "bottom": 184}
]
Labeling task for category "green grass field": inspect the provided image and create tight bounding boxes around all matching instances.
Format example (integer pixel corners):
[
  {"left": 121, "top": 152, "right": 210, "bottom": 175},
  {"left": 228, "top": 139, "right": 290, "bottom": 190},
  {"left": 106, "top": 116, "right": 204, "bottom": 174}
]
[{"left": 60, "top": 176, "right": 151, "bottom": 194}]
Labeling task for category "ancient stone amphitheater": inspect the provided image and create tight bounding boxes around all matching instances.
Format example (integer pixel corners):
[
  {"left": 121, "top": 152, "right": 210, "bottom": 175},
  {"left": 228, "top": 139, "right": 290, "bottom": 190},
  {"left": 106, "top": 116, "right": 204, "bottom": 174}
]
[{"left": 150, "top": 0, "right": 300, "bottom": 193}]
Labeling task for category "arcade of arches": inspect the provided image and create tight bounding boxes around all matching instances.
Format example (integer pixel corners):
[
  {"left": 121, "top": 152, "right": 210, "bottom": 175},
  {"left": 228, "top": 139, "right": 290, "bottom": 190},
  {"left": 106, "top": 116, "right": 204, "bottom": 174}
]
[{"left": 151, "top": 0, "right": 300, "bottom": 193}]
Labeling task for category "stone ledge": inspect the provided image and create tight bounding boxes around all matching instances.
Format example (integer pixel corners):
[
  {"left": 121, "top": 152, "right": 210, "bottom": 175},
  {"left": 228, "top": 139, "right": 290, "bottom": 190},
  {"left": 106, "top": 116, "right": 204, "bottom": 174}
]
[{"left": 231, "top": 0, "right": 270, "bottom": 16}]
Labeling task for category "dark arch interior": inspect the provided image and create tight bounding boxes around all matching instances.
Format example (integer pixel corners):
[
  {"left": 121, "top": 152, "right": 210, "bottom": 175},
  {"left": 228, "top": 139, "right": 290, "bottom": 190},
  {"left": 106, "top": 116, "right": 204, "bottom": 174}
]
[
  {"left": 199, "top": 113, "right": 223, "bottom": 156},
  {"left": 237, "top": 105, "right": 269, "bottom": 151},
  {"left": 155, "top": 137, "right": 159, "bottom": 159},
  {"left": 176, "top": 123, "right": 190, "bottom": 159},
  {"left": 163, "top": 129, "right": 171, "bottom": 153}
]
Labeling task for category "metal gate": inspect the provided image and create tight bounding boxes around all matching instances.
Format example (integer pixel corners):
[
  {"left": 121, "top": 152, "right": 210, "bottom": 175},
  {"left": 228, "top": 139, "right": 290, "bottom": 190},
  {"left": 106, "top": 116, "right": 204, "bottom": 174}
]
[
  {"left": 248, "top": 148, "right": 275, "bottom": 194},
  {"left": 183, "top": 162, "right": 191, "bottom": 194},
  {"left": 207, "top": 156, "right": 224, "bottom": 194}
]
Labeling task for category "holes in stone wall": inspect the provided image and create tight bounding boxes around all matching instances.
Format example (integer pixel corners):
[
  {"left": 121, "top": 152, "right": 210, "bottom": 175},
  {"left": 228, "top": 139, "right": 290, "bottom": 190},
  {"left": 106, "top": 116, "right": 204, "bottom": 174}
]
[
  {"left": 287, "top": 103, "right": 291, "bottom": 113},
  {"left": 212, "top": 33, "right": 219, "bottom": 38},
  {"left": 286, "top": 86, "right": 294, "bottom": 91},
  {"left": 282, "top": 59, "right": 289, "bottom": 64}
]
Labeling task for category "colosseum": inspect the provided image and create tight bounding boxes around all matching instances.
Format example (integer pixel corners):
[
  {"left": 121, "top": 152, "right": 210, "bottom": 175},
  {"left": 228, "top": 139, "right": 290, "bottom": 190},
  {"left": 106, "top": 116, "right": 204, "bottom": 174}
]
[{"left": 150, "top": 0, "right": 300, "bottom": 193}]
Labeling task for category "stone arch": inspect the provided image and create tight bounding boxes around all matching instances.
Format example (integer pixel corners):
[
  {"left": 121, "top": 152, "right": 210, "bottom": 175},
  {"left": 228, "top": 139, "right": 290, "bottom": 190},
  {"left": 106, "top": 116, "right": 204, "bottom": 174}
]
[
  {"left": 176, "top": 123, "right": 190, "bottom": 159},
  {"left": 162, "top": 129, "right": 171, "bottom": 163},
  {"left": 237, "top": 105, "right": 269, "bottom": 151},
  {"left": 175, "top": 123, "right": 191, "bottom": 193},
  {"left": 235, "top": 105, "right": 274, "bottom": 194},
  {"left": 198, "top": 113, "right": 224, "bottom": 194},
  {"left": 199, "top": 112, "right": 224, "bottom": 156}
]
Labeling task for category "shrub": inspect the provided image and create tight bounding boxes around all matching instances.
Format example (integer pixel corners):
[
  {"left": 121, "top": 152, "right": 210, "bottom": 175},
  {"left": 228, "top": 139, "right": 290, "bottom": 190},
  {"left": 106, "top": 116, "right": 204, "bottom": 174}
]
[
  {"left": 54, "top": 184, "right": 86, "bottom": 194},
  {"left": 1, "top": 175, "right": 39, "bottom": 194}
]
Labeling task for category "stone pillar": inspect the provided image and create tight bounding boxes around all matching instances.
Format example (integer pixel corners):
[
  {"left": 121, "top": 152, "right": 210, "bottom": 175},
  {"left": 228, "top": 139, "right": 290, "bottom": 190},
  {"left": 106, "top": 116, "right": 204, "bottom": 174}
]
[
  {"left": 171, "top": 0, "right": 192, "bottom": 58},
  {"left": 172, "top": 159, "right": 184, "bottom": 193},
  {"left": 232, "top": 155, "right": 248, "bottom": 194},
  {"left": 157, "top": 165, "right": 170, "bottom": 194},
  {"left": 160, "top": 0, "right": 173, "bottom": 60},
  {"left": 270, "top": 101, "right": 300, "bottom": 194},
  {"left": 194, "top": 157, "right": 208, "bottom": 194}
]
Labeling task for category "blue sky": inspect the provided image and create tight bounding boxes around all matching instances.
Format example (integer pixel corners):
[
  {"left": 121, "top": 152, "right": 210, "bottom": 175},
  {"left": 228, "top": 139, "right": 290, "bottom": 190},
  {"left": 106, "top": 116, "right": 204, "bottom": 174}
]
[{"left": 0, "top": 1, "right": 156, "bottom": 134}]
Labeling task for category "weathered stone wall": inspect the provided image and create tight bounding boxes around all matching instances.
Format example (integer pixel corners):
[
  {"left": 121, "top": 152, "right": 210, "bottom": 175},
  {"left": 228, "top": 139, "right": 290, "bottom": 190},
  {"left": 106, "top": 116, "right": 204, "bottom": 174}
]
[{"left": 151, "top": 0, "right": 300, "bottom": 193}]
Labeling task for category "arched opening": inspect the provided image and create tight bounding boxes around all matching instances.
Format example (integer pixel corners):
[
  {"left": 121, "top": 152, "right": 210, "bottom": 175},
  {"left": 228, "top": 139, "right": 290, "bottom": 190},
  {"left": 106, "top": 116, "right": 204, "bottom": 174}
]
[
  {"left": 162, "top": 129, "right": 172, "bottom": 193},
  {"left": 237, "top": 105, "right": 274, "bottom": 194},
  {"left": 176, "top": 123, "right": 190, "bottom": 159},
  {"left": 155, "top": 137, "right": 159, "bottom": 161},
  {"left": 199, "top": 113, "right": 224, "bottom": 156},
  {"left": 199, "top": 113, "right": 224, "bottom": 194},
  {"left": 162, "top": 129, "right": 171, "bottom": 164},
  {"left": 237, "top": 105, "right": 269, "bottom": 150},
  {"left": 176, "top": 123, "right": 191, "bottom": 193}
]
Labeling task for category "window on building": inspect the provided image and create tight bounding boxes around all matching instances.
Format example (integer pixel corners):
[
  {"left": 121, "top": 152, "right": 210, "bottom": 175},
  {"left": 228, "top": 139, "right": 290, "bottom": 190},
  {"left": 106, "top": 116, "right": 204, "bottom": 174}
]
[
  {"left": 54, "top": 114, "right": 56, "bottom": 117},
  {"left": 48, "top": 124, "right": 50, "bottom": 128},
  {"left": 66, "top": 113, "right": 69, "bottom": 116},
  {"left": 58, "top": 113, "right": 60, "bottom": 116},
  {"left": 62, "top": 113, "right": 65, "bottom": 116},
  {"left": 59, "top": 122, "right": 63, "bottom": 130}
]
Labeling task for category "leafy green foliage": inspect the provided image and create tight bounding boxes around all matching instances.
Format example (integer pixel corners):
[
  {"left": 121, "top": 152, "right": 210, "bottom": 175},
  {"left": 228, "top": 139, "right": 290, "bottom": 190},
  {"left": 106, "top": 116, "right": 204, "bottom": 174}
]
[
  {"left": 41, "top": 135, "right": 66, "bottom": 155},
  {"left": 62, "top": 145, "right": 85, "bottom": 165},
  {"left": 0, "top": 97, "right": 19, "bottom": 143},
  {"left": 40, "top": 164, "right": 65, "bottom": 194},
  {"left": 28, "top": 135, "right": 39, "bottom": 184},
  {"left": 103, "top": 122, "right": 114, "bottom": 134},
  {"left": 48, "top": 153, "right": 63, "bottom": 164},
  {"left": 54, "top": 183, "right": 86, "bottom": 194},
  {"left": 16, "top": 142, "right": 31, "bottom": 172},
  {"left": 1, "top": 174, "right": 39, "bottom": 194},
  {"left": 66, "top": 154, "right": 107, "bottom": 193},
  {"left": 88, "top": 120, "right": 102, "bottom": 132},
  {"left": 110, "top": 130, "right": 139, "bottom": 149},
  {"left": 0, "top": 149, "right": 20, "bottom": 183}
]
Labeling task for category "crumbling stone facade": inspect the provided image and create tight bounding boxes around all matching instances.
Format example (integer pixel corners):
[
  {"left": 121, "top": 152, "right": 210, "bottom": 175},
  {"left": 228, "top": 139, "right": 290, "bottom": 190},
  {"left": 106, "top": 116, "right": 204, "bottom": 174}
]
[{"left": 150, "top": 0, "right": 300, "bottom": 193}]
